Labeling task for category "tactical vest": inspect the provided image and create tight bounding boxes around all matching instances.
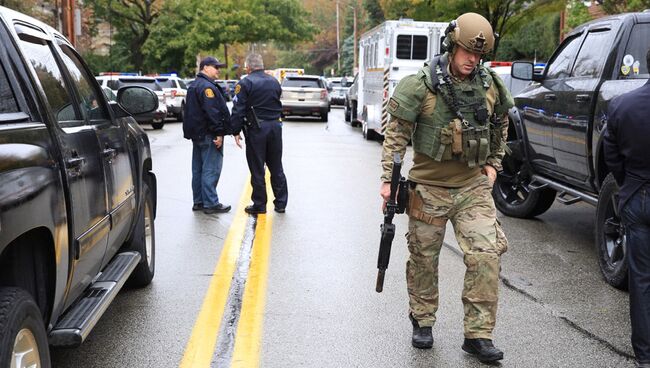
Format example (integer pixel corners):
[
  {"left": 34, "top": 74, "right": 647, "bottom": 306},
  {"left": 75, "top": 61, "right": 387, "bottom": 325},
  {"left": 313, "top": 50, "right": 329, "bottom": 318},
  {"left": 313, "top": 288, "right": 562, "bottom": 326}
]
[{"left": 412, "top": 58, "right": 494, "bottom": 168}]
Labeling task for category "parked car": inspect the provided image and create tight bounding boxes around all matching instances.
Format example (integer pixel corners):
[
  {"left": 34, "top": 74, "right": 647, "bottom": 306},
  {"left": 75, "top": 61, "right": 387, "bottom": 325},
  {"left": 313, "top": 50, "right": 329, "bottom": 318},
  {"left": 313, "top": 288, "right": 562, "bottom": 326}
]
[
  {"left": 226, "top": 79, "right": 238, "bottom": 99},
  {"left": 327, "top": 77, "right": 350, "bottom": 106},
  {"left": 495, "top": 11, "right": 650, "bottom": 289},
  {"left": 344, "top": 73, "right": 359, "bottom": 126},
  {"left": 483, "top": 61, "right": 531, "bottom": 97},
  {"left": 155, "top": 75, "right": 188, "bottom": 121},
  {"left": 280, "top": 75, "right": 330, "bottom": 122},
  {"left": 96, "top": 74, "right": 168, "bottom": 129},
  {"left": 0, "top": 5, "right": 158, "bottom": 367}
]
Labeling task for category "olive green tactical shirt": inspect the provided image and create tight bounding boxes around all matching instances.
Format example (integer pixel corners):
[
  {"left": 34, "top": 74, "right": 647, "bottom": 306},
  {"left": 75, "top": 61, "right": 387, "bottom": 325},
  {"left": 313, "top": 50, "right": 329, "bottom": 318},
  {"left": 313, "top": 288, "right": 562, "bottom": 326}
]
[{"left": 381, "top": 64, "right": 510, "bottom": 187}]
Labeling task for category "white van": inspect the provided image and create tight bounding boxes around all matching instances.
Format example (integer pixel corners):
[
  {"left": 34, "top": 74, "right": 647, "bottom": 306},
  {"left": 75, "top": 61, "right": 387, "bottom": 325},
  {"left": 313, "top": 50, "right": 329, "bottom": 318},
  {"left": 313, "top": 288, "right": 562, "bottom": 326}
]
[{"left": 357, "top": 19, "right": 448, "bottom": 140}]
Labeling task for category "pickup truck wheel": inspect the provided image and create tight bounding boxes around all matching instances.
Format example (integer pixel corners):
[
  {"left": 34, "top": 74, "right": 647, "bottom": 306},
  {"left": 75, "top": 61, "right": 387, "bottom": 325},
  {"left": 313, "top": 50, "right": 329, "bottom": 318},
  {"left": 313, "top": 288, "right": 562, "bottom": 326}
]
[
  {"left": 0, "top": 288, "right": 50, "bottom": 368},
  {"left": 124, "top": 180, "right": 156, "bottom": 287},
  {"left": 177, "top": 103, "right": 185, "bottom": 122},
  {"left": 344, "top": 103, "right": 351, "bottom": 122},
  {"left": 595, "top": 173, "right": 628, "bottom": 290},
  {"left": 492, "top": 151, "right": 556, "bottom": 218},
  {"left": 151, "top": 122, "right": 164, "bottom": 130}
]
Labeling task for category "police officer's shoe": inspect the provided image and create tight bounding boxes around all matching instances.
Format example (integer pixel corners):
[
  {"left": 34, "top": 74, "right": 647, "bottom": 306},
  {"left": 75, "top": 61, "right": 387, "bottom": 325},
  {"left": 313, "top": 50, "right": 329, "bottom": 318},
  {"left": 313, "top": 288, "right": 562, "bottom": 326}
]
[
  {"left": 409, "top": 314, "right": 433, "bottom": 349},
  {"left": 192, "top": 203, "right": 203, "bottom": 211},
  {"left": 462, "top": 338, "right": 504, "bottom": 362},
  {"left": 636, "top": 362, "right": 650, "bottom": 368},
  {"left": 203, "top": 203, "right": 231, "bottom": 214},
  {"left": 245, "top": 205, "right": 266, "bottom": 215},
  {"left": 274, "top": 207, "right": 286, "bottom": 213}
]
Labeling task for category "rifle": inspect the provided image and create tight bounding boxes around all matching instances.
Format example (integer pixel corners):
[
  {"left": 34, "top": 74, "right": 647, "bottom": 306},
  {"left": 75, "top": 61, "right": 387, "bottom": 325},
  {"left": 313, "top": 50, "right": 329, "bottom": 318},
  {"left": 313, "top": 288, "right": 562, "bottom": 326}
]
[{"left": 376, "top": 152, "right": 408, "bottom": 293}]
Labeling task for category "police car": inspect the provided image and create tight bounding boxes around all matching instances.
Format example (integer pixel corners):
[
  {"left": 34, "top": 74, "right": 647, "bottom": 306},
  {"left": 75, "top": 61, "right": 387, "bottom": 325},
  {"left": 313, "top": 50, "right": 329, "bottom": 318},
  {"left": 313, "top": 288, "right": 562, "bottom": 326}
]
[
  {"left": 154, "top": 74, "right": 188, "bottom": 121},
  {"left": 96, "top": 73, "right": 168, "bottom": 129}
]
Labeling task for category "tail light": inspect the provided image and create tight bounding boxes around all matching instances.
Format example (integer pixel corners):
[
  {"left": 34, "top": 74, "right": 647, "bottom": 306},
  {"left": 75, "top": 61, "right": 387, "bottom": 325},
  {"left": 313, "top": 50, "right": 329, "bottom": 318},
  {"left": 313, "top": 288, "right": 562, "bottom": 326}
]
[
  {"left": 320, "top": 90, "right": 327, "bottom": 100},
  {"left": 171, "top": 90, "right": 177, "bottom": 98}
]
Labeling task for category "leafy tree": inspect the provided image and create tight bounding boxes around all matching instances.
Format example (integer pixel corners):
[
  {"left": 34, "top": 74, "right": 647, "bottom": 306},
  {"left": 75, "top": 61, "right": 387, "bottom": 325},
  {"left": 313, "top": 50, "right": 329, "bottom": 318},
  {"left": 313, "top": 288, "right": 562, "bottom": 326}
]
[
  {"left": 496, "top": 12, "right": 559, "bottom": 61},
  {"left": 378, "top": 0, "right": 564, "bottom": 57},
  {"left": 143, "top": 0, "right": 315, "bottom": 75},
  {"left": 364, "top": 0, "right": 385, "bottom": 28},
  {"left": 601, "top": 0, "right": 650, "bottom": 13},
  {"left": 86, "top": 0, "right": 162, "bottom": 72}
]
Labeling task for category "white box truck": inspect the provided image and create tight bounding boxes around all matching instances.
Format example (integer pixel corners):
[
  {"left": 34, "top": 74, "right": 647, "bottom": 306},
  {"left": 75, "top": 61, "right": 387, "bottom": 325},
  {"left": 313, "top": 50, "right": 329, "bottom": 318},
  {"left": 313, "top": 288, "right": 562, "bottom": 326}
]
[{"left": 357, "top": 19, "right": 448, "bottom": 140}]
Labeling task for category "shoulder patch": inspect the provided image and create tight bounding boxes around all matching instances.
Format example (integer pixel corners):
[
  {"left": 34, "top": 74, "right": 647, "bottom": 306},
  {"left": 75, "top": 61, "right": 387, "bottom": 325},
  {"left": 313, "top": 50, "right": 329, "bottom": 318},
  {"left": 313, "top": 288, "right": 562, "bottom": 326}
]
[
  {"left": 234, "top": 84, "right": 241, "bottom": 95},
  {"left": 205, "top": 88, "right": 215, "bottom": 98}
]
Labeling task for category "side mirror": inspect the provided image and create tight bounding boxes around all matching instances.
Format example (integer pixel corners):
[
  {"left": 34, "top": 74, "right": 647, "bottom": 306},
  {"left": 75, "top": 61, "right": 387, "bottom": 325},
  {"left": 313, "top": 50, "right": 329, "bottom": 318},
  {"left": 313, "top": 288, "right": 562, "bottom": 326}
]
[
  {"left": 116, "top": 86, "right": 158, "bottom": 115},
  {"left": 511, "top": 61, "right": 534, "bottom": 81}
]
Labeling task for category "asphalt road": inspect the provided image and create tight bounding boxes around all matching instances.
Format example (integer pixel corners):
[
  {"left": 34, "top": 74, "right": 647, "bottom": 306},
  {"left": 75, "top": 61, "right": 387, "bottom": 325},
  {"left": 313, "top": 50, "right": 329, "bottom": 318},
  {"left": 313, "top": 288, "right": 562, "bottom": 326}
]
[{"left": 50, "top": 108, "right": 635, "bottom": 367}]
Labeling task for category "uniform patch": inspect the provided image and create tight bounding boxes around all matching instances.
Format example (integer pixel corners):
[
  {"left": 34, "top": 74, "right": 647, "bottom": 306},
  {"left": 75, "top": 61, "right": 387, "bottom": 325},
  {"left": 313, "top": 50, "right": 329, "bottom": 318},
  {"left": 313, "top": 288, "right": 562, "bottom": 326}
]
[
  {"left": 205, "top": 88, "right": 215, "bottom": 98},
  {"left": 388, "top": 98, "right": 399, "bottom": 112},
  {"left": 234, "top": 84, "right": 241, "bottom": 95}
]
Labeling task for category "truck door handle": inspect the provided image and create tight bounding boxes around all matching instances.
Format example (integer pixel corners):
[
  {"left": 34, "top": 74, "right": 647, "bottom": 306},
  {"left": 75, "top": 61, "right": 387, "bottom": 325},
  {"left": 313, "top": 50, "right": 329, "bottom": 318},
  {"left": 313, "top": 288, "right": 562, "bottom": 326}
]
[
  {"left": 66, "top": 156, "right": 85, "bottom": 168},
  {"left": 544, "top": 94, "right": 556, "bottom": 101},
  {"left": 576, "top": 94, "right": 591, "bottom": 103},
  {"left": 103, "top": 147, "right": 117, "bottom": 160}
]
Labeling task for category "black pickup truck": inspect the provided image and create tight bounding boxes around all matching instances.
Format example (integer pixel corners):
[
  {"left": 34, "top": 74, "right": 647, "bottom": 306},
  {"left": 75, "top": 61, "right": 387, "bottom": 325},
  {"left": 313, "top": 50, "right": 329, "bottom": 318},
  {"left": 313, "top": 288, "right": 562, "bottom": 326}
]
[
  {"left": 0, "top": 6, "right": 158, "bottom": 367},
  {"left": 493, "top": 12, "right": 650, "bottom": 290}
]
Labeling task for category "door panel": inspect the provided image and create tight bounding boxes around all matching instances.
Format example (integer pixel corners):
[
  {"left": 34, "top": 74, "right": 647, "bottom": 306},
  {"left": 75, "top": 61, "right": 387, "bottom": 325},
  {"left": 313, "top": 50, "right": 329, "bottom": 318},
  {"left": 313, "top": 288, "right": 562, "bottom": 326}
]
[
  {"left": 16, "top": 32, "right": 109, "bottom": 305},
  {"left": 56, "top": 42, "right": 136, "bottom": 265}
]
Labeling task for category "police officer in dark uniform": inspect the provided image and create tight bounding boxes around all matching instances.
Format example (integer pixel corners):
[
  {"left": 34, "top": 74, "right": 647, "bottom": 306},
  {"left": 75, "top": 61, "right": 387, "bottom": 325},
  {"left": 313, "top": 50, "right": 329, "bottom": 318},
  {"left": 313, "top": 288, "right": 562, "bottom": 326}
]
[
  {"left": 230, "top": 53, "right": 288, "bottom": 214},
  {"left": 183, "top": 56, "right": 231, "bottom": 214},
  {"left": 604, "top": 49, "right": 650, "bottom": 368}
]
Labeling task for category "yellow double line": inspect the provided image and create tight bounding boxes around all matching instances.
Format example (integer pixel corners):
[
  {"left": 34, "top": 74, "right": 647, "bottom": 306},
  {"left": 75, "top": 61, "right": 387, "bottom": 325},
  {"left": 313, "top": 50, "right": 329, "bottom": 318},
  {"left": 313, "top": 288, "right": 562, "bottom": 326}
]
[{"left": 180, "top": 179, "right": 273, "bottom": 368}]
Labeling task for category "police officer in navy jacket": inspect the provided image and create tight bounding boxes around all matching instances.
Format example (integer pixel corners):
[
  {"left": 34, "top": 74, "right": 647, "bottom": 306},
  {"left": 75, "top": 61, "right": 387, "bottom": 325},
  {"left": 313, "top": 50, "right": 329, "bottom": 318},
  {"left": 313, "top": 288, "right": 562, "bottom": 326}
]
[
  {"left": 603, "top": 49, "right": 650, "bottom": 368},
  {"left": 183, "top": 56, "right": 231, "bottom": 214},
  {"left": 230, "top": 53, "right": 288, "bottom": 214}
]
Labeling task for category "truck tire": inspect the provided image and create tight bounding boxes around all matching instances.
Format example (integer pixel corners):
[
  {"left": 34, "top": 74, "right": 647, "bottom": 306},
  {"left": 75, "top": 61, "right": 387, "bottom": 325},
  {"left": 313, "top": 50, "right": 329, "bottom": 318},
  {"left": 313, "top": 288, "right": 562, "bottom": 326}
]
[
  {"left": 595, "top": 173, "right": 628, "bottom": 290},
  {"left": 492, "top": 150, "right": 556, "bottom": 218},
  {"left": 151, "top": 122, "right": 164, "bottom": 130},
  {"left": 344, "top": 102, "right": 351, "bottom": 122},
  {"left": 0, "top": 288, "right": 51, "bottom": 368},
  {"left": 124, "top": 178, "right": 156, "bottom": 287},
  {"left": 177, "top": 103, "right": 185, "bottom": 122}
]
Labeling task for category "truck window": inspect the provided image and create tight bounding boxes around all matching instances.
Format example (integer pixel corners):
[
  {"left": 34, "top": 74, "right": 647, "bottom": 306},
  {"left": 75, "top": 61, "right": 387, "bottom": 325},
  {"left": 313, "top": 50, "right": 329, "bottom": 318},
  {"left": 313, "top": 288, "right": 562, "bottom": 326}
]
[
  {"left": 620, "top": 23, "right": 650, "bottom": 79},
  {"left": 396, "top": 35, "right": 428, "bottom": 60},
  {"left": 0, "top": 62, "right": 19, "bottom": 114},
  {"left": 572, "top": 30, "right": 613, "bottom": 78},
  {"left": 545, "top": 34, "right": 582, "bottom": 80},
  {"left": 17, "top": 35, "right": 79, "bottom": 122},
  {"left": 58, "top": 43, "right": 110, "bottom": 121}
]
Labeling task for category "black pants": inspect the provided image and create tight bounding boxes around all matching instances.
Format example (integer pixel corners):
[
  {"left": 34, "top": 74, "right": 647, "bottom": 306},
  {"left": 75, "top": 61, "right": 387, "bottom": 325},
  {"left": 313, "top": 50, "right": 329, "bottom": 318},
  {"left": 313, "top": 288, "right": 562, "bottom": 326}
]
[
  {"left": 245, "top": 120, "right": 288, "bottom": 209},
  {"left": 623, "top": 186, "right": 650, "bottom": 363}
]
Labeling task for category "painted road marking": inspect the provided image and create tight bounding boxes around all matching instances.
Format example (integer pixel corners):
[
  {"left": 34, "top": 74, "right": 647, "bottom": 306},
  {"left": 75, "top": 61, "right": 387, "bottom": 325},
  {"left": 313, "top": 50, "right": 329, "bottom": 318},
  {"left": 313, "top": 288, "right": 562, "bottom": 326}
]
[{"left": 180, "top": 176, "right": 273, "bottom": 368}]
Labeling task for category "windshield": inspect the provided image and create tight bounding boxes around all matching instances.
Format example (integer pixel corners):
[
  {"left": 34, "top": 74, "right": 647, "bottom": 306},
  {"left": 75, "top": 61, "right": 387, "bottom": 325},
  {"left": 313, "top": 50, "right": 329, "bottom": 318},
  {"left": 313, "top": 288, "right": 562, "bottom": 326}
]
[
  {"left": 156, "top": 78, "right": 175, "bottom": 88},
  {"left": 118, "top": 78, "right": 162, "bottom": 91},
  {"left": 283, "top": 78, "right": 321, "bottom": 88}
]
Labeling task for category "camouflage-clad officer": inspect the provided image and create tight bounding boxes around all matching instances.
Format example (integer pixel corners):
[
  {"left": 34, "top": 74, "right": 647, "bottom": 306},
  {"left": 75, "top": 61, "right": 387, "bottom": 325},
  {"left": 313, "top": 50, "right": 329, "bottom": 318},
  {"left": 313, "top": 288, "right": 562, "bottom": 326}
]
[{"left": 379, "top": 13, "right": 513, "bottom": 363}]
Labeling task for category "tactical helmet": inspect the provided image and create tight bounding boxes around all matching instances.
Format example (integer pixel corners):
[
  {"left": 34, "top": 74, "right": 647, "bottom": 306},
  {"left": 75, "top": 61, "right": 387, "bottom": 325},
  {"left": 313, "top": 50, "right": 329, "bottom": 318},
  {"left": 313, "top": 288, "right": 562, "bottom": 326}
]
[{"left": 443, "top": 13, "right": 495, "bottom": 55}]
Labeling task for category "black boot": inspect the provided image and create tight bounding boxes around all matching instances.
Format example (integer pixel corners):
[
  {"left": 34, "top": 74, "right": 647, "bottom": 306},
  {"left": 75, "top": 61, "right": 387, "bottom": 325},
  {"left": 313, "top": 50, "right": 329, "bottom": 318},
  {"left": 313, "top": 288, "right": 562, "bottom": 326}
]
[
  {"left": 462, "top": 338, "right": 504, "bottom": 362},
  {"left": 409, "top": 314, "right": 433, "bottom": 349}
]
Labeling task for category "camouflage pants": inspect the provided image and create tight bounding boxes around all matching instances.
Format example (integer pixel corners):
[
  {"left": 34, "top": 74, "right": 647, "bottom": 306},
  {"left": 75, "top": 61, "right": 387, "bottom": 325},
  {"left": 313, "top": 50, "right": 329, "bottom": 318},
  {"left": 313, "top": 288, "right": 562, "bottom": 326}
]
[{"left": 406, "top": 174, "right": 508, "bottom": 339}]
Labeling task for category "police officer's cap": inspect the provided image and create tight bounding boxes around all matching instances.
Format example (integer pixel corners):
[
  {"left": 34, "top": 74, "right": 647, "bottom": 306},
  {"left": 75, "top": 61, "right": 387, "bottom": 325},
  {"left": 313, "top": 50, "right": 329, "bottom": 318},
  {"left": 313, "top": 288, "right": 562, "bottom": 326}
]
[{"left": 200, "top": 56, "right": 226, "bottom": 69}]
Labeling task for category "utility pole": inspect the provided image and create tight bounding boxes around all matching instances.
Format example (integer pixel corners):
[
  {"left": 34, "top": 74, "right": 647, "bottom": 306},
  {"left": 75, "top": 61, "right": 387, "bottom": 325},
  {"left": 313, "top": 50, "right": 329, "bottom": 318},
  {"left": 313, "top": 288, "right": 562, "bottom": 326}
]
[
  {"left": 224, "top": 43, "right": 229, "bottom": 79},
  {"left": 336, "top": 0, "right": 341, "bottom": 73}
]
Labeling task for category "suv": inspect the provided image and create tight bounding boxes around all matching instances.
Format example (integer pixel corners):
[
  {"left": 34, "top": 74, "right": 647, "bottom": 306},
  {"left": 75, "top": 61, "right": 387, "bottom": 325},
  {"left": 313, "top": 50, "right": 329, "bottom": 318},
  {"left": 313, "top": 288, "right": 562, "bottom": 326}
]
[
  {"left": 96, "top": 75, "right": 168, "bottom": 129},
  {"left": 0, "top": 6, "right": 158, "bottom": 366},
  {"left": 155, "top": 75, "right": 187, "bottom": 121},
  {"left": 494, "top": 12, "right": 650, "bottom": 289},
  {"left": 344, "top": 73, "right": 359, "bottom": 126},
  {"left": 281, "top": 75, "right": 330, "bottom": 122},
  {"left": 327, "top": 77, "right": 350, "bottom": 106}
]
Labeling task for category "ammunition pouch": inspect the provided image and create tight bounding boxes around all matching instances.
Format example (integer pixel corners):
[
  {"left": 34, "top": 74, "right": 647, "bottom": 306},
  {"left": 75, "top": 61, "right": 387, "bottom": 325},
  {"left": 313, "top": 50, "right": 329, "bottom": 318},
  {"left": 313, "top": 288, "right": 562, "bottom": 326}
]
[{"left": 462, "top": 124, "right": 490, "bottom": 168}]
